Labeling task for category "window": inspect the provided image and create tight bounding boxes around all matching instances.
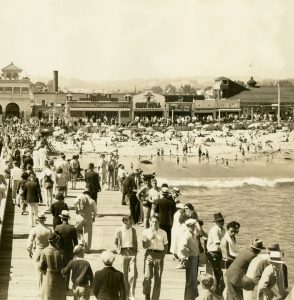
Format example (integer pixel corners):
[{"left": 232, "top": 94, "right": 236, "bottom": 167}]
[
  {"left": 13, "top": 87, "right": 21, "bottom": 94},
  {"left": 4, "top": 87, "right": 12, "bottom": 94},
  {"left": 21, "top": 87, "right": 29, "bottom": 94},
  {"left": 121, "top": 111, "right": 129, "bottom": 118},
  {"left": 42, "top": 100, "right": 46, "bottom": 106},
  {"left": 0, "top": 87, "right": 3, "bottom": 93}
]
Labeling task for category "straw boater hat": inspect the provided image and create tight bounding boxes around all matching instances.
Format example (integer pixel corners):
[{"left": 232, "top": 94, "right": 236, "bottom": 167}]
[
  {"left": 269, "top": 251, "right": 284, "bottom": 264},
  {"left": 48, "top": 232, "right": 59, "bottom": 242},
  {"left": 37, "top": 212, "right": 46, "bottom": 221},
  {"left": 101, "top": 251, "right": 115, "bottom": 266},
  {"left": 213, "top": 212, "right": 224, "bottom": 222},
  {"left": 251, "top": 239, "right": 266, "bottom": 250},
  {"left": 161, "top": 187, "right": 169, "bottom": 194},
  {"left": 267, "top": 243, "right": 281, "bottom": 252},
  {"left": 59, "top": 210, "right": 70, "bottom": 219},
  {"left": 172, "top": 187, "right": 181, "bottom": 194}
]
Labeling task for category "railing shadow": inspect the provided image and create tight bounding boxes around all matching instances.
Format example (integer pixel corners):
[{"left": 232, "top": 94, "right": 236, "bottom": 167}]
[{"left": 0, "top": 186, "right": 14, "bottom": 300}]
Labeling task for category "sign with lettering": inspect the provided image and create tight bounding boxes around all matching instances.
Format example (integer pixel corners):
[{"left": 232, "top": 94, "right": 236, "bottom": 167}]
[
  {"left": 170, "top": 103, "right": 192, "bottom": 112},
  {"left": 135, "top": 102, "right": 161, "bottom": 109},
  {"left": 216, "top": 99, "right": 240, "bottom": 109}
]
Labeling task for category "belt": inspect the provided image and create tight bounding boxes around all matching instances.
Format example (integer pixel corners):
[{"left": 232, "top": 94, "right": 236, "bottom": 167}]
[
  {"left": 147, "top": 249, "right": 164, "bottom": 253},
  {"left": 121, "top": 247, "right": 134, "bottom": 250}
]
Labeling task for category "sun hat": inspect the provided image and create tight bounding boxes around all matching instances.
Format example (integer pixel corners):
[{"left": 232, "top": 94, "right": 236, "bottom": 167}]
[
  {"left": 101, "top": 250, "right": 115, "bottom": 266},
  {"left": 176, "top": 203, "right": 185, "bottom": 209},
  {"left": 251, "top": 239, "right": 266, "bottom": 250},
  {"left": 59, "top": 210, "right": 70, "bottom": 219},
  {"left": 269, "top": 251, "right": 284, "bottom": 264},
  {"left": 213, "top": 212, "right": 225, "bottom": 222}
]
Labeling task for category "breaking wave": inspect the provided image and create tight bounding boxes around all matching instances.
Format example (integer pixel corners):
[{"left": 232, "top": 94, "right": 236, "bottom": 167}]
[{"left": 157, "top": 177, "right": 294, "bottom": 189}]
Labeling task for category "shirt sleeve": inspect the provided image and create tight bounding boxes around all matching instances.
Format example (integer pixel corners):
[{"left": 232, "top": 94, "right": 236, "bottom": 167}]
[
  {"left": 27, "top": 229, "right": 36, "bottom": 252},
  {"left": 162, "top": 230, "right": 168, "bottom": 245}
]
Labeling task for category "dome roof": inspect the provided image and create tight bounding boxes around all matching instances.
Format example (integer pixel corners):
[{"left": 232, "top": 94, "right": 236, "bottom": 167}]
[{"left": 247, "top": 76, "right": 257, "bottom": 87}]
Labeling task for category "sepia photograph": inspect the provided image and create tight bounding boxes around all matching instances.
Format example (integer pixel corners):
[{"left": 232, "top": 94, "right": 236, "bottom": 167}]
[{"left": 0, "top": 0, "right": 293, "bottom": 299}]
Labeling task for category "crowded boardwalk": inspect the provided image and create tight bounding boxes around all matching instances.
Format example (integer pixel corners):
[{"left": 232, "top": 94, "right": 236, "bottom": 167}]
[{"left": 0, "top": 183, "right": 186, "bottom": 300}]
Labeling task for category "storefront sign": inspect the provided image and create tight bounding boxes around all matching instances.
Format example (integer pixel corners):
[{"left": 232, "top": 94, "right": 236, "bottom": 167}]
[
  {"left": 216, "top": 99, "right": 240, "bottom": 109},
  {"left": 170, "top": 103, "right": 192, "bottom": 112},
  {"left": 135, "top": 102, "right": 161, "bottom": 109}
]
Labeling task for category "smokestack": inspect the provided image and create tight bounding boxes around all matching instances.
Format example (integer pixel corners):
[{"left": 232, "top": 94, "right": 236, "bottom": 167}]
[{"left": 53, "top": 70, "right": 58, "bottom": 93}]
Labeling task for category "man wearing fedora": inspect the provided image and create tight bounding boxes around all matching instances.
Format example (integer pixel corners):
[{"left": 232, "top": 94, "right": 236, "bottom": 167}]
[
  {"left": 257, "top": 251, "right": 288, "bottom": 299},
  {"left": 206, "top": 212, "right": 226, "bottom": 295},
  {"left": 85, "top": 162, "right": 101, "bottom": 203},
  {"left": 123, "top": 169, "right": 141, "bottom": 225},
  {"left": 93, "top": 250, "right": 126, "bottom": 300},
  {"left": 226, "top": 239, "right": 266, "bottom": 300},
  {"left": 242, "top": 243, "right": 288, "bottom": 300},
  {"left": 154, "top": 186, "right": 176, "bottom": 253},
  {"left": 39, "top": 232, "right": 66, "bottom": 300},
  {"left": 55, "top": 210, "right": 78, "bottom": 289},
  {"left": 27, "top": 212, "right": 52, "bottom": 289},
  {"left": 171, "top": 187, "right": 181, "bottom": 203}
]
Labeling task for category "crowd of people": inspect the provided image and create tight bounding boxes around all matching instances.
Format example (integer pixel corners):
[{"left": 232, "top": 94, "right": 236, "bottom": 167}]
[{"left": 0, "top": 117, "right": 292, "bottom": 300}]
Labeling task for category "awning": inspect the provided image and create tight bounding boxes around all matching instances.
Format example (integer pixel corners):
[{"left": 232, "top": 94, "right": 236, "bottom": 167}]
[
  {"left": 133, "top": 108, "right": 164, "bottom": 111},
  {"left": 70, "top": 107, "right": 130, "bottom": 111},
  {"left": 218, "top": 108, "right": 241, "bottom": 111}
]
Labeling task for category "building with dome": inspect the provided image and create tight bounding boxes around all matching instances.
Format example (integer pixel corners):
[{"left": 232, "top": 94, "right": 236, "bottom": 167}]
[{"left": 0, "top": 62, "right": 32, "bottom": 120}]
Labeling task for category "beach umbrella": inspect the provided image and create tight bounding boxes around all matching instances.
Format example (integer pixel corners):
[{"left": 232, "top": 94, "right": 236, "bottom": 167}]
[
  {"left": 167, "top": 126, "right": 174, "bottom": 130},
  {"left": 146, "top": 127, "right": 154, "bottom": 132},
  {"left": 116, "top": 127, "right": 125, "bottom": 132},
  {"left": 248, "top": 123, "right": 261, "bottom": 129},
  {"left": 122, "top": 130, "right": 131, "bottom": 136}
]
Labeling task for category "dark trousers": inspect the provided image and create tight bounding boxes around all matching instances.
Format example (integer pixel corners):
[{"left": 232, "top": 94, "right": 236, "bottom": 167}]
[
  {"left": 184, "top": 256, "right": 199, "bottom": 300},
  {"left": 207, "top": 251, "right": 224, "bottom": 294},
  {"left": 159, "top": 224, "right": 172, "bottom": 252},
  {"left": 227, "top": 280, "right": 243, "bottom": 300},
  {"left": 129, "top": 192, "right": 140, "bottom": 224}
]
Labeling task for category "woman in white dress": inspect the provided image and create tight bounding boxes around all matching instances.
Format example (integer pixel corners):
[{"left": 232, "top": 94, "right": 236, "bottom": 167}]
[
  {"left": 170, "top": 202, "right": 185, "bottom": 260},
  {"left": 32, "top": 147, "right": 40, "bottom": 169}
]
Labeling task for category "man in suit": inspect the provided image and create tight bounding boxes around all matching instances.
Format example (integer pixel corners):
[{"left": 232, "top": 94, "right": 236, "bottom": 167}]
[
  {"left": 85, "top": 162, "right": 101, "bottom": 203},
  {"left": 226, "top": 239, "right": 265, "bottom": 300},
  {"left": 27, "top": 212, "right": 52, "bottom": 289},
  {"left": 55, "top": 210, "right": 78, "bottom": 288},
  {"left": 154, "top": 187, "right": 176, "bottom": 253},
  {"left": 93, "top": 250, "right": 126, "bottom": 300},
  {"left": 23, "top": 172, "right": 43, "bottom": 227},
  {"left": 122, "top": 169, "right": 141, "bottom": 224}
]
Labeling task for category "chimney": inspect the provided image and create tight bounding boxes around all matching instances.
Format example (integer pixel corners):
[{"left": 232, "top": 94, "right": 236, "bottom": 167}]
[{"left": 53, "top": 70, "right": 58, "bottom": 93}]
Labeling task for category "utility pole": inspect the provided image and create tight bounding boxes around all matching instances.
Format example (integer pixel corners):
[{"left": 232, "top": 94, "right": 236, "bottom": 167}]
[{"left": 278, "top": 83, "right": 280, "bottom": 125}]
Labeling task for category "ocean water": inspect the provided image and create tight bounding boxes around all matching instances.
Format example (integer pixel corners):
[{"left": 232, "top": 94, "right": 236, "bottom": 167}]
[{"left": 81, "top": 153, "right": 294, "bottom": 286}]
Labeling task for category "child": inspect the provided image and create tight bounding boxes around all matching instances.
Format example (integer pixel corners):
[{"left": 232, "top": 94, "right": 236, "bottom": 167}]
[{"left": 197, "top": 274, "right": 222, "bottom": 300}]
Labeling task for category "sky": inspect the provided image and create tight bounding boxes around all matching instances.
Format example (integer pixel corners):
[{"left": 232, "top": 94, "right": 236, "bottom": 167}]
[{"left": 0, "top": 0, "right": 293, "bottom": 81}]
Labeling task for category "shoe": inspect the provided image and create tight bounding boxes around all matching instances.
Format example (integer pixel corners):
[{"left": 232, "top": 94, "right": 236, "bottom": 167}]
[
  {"left": 18, "top": 204, "right": 20, "bottom": 207},
  {"left": 121, "top": 202, "right": 127, "bottom": 205}
]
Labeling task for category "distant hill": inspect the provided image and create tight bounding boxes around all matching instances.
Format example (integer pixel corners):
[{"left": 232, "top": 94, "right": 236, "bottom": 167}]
[{"left": 29, "top": 74, "right": 294, "bottom": 93}]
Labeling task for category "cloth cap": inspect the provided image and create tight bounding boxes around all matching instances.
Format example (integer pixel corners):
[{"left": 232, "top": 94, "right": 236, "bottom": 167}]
[
  {"left": 185, "top": 219, "right": 197, "bottom": 227},
  {"left": 269, "top": 251, "right": 284, "bottom": 264},
  {"left": 59, "top": 210, "right": 70, "bottom": 219},
  {"left": 101, "top": 251, "right": 115, "bottom": 265}
]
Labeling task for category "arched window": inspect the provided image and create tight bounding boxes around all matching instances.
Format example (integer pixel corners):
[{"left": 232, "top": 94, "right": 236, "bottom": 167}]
[{"left": 5, "top": 103, "right": 20, "bottom": 117}]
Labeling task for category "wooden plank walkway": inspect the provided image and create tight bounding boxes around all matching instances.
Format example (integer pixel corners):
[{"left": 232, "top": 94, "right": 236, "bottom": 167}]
[{"left": 0, "top": 182, "right": 186, "bottom": 300}]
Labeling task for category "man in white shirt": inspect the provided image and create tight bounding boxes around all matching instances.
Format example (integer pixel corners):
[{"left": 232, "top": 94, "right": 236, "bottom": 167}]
[
  {"left": 56, "top": 153, "right": 70, "bottom": 196},
  {"left": 10, "top": 160, "right": 23, "bottom": 206},
  {"left": 142, "top": 215, "right": 168, "bottom": 300},
  {"left": 114, "top": 215, "right": 138, "bottom": 300},
  {"left": 207, "top": 212, "right": 226, "bottom": 295}
]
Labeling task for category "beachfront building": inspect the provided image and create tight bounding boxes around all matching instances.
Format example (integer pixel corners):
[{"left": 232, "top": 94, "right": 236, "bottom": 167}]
[
  {"left": 0, "top": 62, "right": 32, "bottom": 121},
  {"left": 132, "top": 91, "right": 166, "bottom": 119},
  {"left": 67, "top": 93, "right": 132, "bottom": 123}
]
